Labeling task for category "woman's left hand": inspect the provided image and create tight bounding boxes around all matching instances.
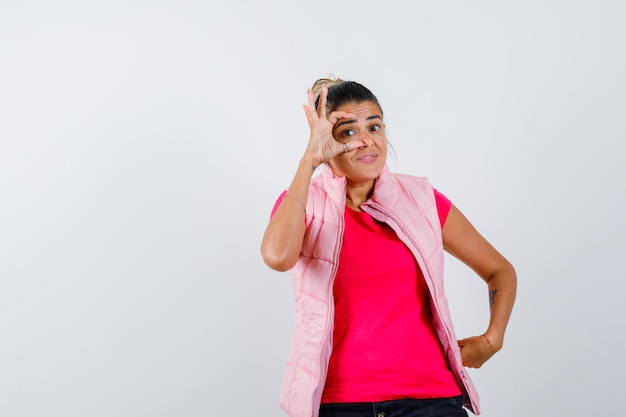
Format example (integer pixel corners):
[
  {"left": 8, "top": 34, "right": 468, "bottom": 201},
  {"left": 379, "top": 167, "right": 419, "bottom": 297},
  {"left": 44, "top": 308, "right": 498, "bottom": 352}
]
[{"left": 458, "top": 335, "right": 500, "bottom": 368}]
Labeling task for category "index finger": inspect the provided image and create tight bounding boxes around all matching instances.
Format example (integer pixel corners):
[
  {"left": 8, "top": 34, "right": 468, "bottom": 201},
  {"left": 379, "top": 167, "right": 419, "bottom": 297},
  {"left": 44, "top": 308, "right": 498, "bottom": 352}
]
[{"left": 327, "top": 110, "right": 355, "bottom": 126}]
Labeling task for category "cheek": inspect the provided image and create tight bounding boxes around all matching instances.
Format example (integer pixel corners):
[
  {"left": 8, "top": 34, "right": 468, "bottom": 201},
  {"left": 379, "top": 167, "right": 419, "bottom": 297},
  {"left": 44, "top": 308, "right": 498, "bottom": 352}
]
[{"left": 376, "top": 137, "right": 388, "bottom": 152}]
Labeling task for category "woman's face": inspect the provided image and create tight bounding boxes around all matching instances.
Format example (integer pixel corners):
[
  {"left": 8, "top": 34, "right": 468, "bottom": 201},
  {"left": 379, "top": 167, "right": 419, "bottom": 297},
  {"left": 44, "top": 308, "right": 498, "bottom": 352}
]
[{"left": 329, "top": 100, "right": 387, "bottom": 186}]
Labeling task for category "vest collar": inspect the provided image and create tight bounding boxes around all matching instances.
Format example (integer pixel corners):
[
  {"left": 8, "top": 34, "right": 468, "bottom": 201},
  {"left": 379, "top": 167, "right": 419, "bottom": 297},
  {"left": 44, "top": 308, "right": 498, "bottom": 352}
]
[{"left": 321, "top": 164, "right": 399, "bottom": 208}]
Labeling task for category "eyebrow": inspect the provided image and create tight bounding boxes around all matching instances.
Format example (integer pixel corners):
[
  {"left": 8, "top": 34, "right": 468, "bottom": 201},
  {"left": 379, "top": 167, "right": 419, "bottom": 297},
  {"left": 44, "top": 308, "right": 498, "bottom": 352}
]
[{"left": 334, "top": 115, "right": 383, "bottom": 129}]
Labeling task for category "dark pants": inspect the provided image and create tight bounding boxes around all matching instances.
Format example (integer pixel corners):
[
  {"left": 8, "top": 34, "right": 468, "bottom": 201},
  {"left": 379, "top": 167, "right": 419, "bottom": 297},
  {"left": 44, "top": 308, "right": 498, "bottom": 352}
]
[{"left": 319, "top": 396, "right": 469, "bottom": 417}]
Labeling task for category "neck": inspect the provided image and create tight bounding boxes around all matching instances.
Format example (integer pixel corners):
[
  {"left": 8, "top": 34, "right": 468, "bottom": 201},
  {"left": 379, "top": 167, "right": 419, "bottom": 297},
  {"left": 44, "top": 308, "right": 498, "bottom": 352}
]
[{"left": 345, "top": 179, "right": 376, "bottom": 210}]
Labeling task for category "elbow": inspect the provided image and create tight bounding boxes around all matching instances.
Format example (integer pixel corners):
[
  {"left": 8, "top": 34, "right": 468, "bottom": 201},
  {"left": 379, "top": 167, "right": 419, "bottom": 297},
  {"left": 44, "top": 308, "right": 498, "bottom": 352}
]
[
  {"left": 504, "top": 260, "right": 517, "bottom": 284},
  {"left": 260, "top": 230, "right": 301, "bottom": 272},
  {"left": 486, "top": 259, "right": 517, "bottom": 286},
  {"left": 261, "top": 248, "right": 297, "bottom": 272}
]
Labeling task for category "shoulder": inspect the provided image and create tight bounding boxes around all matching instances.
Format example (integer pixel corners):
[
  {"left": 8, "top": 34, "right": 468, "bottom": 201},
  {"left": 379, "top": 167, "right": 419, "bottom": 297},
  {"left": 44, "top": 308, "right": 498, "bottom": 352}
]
[
  {"left": 390, "top": 172, "right": 431, "bottom": 184},
  {"left": 308, "top": 173, "right": 327, "bottom": 198},
  {"left": 387, "top": 172, "right": 434, "bottom": 197}
]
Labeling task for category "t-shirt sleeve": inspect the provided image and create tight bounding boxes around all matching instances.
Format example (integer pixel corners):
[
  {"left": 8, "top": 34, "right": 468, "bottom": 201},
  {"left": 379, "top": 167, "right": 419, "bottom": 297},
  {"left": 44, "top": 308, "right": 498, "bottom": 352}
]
[
  {"left": 269, "top": 190, "right": 288, "bottom": 218},
  {"left": 433, "top": 188, "right": 452, "bottom": 228}
]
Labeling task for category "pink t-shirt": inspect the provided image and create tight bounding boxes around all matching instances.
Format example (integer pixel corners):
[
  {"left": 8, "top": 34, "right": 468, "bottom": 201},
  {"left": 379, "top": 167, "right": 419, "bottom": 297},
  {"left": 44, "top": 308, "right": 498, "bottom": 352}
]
[{"left": 271, "top": 189, "right": 461, "bottom": 403}]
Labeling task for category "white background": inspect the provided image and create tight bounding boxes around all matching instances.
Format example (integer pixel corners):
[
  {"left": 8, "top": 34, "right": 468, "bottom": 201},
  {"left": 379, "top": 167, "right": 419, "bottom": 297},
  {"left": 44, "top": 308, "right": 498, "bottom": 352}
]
[{"left": 1, "top": 1, "right": 624, "bottom": 416}]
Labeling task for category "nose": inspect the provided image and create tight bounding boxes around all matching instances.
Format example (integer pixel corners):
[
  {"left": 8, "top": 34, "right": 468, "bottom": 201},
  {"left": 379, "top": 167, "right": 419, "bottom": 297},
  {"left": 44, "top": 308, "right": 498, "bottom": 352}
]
[{"left": 360, "top": 135, "right": 373, "bottom": 147}]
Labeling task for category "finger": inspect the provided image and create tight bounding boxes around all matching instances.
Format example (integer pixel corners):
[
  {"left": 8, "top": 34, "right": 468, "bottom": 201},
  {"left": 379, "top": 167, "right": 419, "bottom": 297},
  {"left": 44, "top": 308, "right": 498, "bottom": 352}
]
[
  {"left": 303, "top": 104, "right": 316, "bottom": 128},
  {"left": 318, "top": 85, "right": 328, "bottom": 119},
  {"left": 329, "top": 140, "right": 364, "bottom": 160},
  {"left": 306, "top": 89, "right": 318, "bottom": 121},
  {"left": 460, "top": 349, "right": 471, "bottom": 367},
  {"left": 342, "top": 140, "right": 364, "bottom": 152},
  {"left": 327, "top": 111, "right": 355, "bottom": 125}
]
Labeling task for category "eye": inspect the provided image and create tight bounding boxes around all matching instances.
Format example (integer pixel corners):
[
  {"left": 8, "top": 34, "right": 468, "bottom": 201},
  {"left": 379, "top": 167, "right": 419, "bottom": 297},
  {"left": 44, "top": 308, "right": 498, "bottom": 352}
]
[
  {"left": 370, "top": 124, "right": 381, "bottom": 132},
  {"left": 342, "top": 129, "right": 356, "bottom": 137}
]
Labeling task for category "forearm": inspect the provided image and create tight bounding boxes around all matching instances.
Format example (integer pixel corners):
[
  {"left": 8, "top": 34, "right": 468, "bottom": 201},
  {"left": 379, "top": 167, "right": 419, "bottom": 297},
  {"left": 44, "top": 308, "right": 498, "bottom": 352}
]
[
  {"left": 261, "top": 156, "right": 316, "bottom": 271},
  {"left": 483, "top": 261, "right": 517, "bottom": 350}
]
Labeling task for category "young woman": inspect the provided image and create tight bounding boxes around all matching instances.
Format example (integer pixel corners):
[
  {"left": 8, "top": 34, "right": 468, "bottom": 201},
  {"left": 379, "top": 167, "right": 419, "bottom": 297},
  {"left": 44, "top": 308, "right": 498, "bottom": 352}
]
[{"left": 261, "top": 78, "right": 516, "bottom": 417}]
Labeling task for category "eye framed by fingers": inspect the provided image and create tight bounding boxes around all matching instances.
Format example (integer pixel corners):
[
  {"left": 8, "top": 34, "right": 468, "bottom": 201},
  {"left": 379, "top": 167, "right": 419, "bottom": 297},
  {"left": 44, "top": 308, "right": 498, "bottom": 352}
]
[{"left": 341, "top": 129, "right": 356, "bottom": 138}]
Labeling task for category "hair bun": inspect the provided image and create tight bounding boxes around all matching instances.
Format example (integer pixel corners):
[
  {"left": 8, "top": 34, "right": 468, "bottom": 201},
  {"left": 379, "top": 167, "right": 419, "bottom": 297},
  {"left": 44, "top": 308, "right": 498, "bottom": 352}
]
[{"left": 311, "top": 74, "right": 345, "bottom": 100}]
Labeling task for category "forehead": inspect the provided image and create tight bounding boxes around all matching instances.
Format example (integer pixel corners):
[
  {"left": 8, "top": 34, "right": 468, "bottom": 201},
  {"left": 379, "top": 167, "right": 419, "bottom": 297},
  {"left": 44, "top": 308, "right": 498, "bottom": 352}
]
[{"left": 334, "top": 101, "right": 383, "bottom": 119}]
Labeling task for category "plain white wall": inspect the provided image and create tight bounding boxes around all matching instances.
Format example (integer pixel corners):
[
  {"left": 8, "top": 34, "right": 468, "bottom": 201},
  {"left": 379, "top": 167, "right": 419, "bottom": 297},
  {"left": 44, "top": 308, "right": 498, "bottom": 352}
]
[{"left": 1, "top": 1, "right": 624, "bottom": 416}]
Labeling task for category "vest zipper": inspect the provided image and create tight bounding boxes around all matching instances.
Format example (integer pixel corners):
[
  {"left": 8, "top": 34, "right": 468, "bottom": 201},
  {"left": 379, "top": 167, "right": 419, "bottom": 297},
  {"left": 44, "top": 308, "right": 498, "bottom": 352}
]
[
  {"left": 361, "top": 202, "right": 477, "bottom": 412},
  {"left": 311, "top": 201, "right": 345, "bottom": 414}
]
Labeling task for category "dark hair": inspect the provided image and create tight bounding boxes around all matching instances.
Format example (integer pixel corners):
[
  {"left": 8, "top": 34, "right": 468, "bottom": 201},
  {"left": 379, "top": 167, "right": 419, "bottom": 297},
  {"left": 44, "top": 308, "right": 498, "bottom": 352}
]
[{"left": 312, "top": 77, "right": 383, "bottom": 116}]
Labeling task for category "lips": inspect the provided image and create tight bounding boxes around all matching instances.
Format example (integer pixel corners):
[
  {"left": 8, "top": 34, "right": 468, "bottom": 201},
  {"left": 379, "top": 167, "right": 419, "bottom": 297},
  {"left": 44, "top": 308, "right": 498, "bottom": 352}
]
[{"left": 356, "top": 153, "right": 377, "bottom": 162}]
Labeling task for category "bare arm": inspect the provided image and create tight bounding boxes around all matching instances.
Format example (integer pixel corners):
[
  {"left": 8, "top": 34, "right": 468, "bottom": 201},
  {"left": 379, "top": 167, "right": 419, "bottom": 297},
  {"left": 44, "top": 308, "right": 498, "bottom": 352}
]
[
  {"left": 442, "top": 204, "right": 517, "bottom": 368},
  {"left": 260, "top": 157, "right": 315, "bottom": 271},
  {"left": 260, "top": 87, "right": 363, "bottom": 271}
]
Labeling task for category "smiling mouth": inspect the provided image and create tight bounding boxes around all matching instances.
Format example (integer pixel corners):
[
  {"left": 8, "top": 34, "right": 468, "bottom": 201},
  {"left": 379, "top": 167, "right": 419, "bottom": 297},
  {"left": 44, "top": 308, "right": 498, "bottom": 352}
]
[{"left": 357, "top": 154, "right": 377, "bottom": 161}]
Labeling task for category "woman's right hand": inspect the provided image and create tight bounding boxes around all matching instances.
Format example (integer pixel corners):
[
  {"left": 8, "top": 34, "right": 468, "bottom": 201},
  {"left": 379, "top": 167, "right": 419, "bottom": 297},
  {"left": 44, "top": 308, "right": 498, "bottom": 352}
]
[
  {"left": 303, "top": 86, "right": 363, "bottom": 168},
  {"left": 262, "top": 86, "right": 364, "bottom": 271}
]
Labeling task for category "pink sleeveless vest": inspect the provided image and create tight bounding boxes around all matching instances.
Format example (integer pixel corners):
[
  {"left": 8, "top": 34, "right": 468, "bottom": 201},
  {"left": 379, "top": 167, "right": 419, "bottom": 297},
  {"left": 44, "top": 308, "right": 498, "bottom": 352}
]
[{"left": 279, "top": 165, "right": 480, "bottom": 417}]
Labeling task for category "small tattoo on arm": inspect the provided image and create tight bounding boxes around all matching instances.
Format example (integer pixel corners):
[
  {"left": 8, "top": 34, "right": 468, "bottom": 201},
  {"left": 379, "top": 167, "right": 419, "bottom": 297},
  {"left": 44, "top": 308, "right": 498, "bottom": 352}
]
[{"left": 489, "top": 289, "right": 498, "bottom": 309}]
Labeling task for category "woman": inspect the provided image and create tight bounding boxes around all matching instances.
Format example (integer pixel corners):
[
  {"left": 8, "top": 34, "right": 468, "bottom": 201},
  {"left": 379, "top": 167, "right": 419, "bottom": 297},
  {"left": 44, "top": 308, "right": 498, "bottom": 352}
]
[{"left": 261, "top": 78, "right": 516, "bottom": 417}]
